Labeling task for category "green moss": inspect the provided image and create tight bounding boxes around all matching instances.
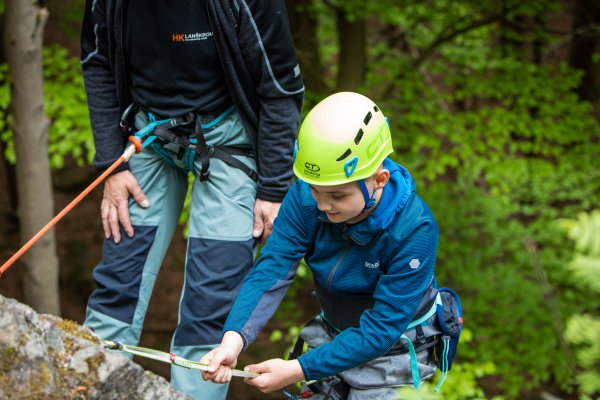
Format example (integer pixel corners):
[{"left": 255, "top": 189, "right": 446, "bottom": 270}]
[
  {"left": 0, "top": 346, "right": 19, "bottom": 373},
  {"left": 85, "top": 351, "right": 105, "bottom": 374},
  {"left": 56, "top": 319, "right": 100, "bottom": 344},
  {"left": 37, "top": 362, "right": 52, "bottom": 387},
  {"left": 0, "top": 346, "right": 18, "bottom": 396},
  {"left": 61, "top": 336, "right": 78, "bottom": 357}
]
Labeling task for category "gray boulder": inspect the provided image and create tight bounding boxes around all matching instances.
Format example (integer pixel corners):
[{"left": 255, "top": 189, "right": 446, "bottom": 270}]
[{"left": 0, "top": 294, "right": 191, "bottom": 399}]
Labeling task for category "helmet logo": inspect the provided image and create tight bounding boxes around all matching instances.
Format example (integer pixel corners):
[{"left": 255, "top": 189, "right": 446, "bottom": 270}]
[
  {"left": 344, "top": 157, "right": 359, "bottom": 178},
  {"left": 303, "top": 162, "right": 321, "bottom": 178},
  {"left": 304, "top": 162, "right": 320, "bottom": 172},
  {"left": 366, "top": 126, "right": 388, "bottom": 158}
]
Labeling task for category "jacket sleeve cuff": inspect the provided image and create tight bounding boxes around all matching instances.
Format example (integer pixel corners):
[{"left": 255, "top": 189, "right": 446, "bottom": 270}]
[
  {"left": 297, "top": 355, "right": 312, "bottom": 381},
  {"left": 256, "top": 187, "right": 286, "bottom": 203},
  {"left": 222, "top": 327, "right": 250, "bottom": 350}
]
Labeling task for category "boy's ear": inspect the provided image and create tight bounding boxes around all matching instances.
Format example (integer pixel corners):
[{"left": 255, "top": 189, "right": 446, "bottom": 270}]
[{"left": 374, "top": 169, "right": 390, "bottom": 190}]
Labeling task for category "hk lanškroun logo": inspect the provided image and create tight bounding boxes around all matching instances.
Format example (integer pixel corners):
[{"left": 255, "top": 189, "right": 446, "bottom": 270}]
[
  {"left": 304, "top": 162, "right": 321, "bottom": 178},
  {"left": 172, "top": 32, "right": 213, "bottom": 42}
]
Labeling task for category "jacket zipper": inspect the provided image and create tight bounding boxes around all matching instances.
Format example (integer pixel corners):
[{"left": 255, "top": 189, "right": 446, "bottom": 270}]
[{"left": 326, "top": 235, "right": 352, "bottom": 291}]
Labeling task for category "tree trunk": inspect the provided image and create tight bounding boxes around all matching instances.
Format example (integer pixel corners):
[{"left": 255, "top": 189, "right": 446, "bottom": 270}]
[
  {"left": 569, "top": 0, "right": 600, "bottom": 116},
  {"left": 285, "top": 0, "right": 328, "bottom": 94},
  {"left": 4, "top": 0, "right": 60, "bottom": 315},
  {"left": 336, "top": 11, "right": 366, "bottom": 91}
]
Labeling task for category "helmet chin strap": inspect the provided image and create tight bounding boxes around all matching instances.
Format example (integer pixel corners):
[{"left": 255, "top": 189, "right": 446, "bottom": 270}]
[{"left": 358, "top": 180, "right": 377, "bottom": 211}]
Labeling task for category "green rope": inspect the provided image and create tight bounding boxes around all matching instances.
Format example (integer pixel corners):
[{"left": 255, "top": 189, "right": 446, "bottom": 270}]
[{"left": 104, "top": 340, "right": 259, "bottom": 378}]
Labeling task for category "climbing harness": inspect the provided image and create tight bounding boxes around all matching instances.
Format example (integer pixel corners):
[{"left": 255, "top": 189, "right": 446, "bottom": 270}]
[
  {"left": 0, "top": 104, "right": 257, "bottom": 278},
  {"left": 120, "top": 103, "right": 257, "bottom": 182},
  {"left": 284, "top": 288, "right": 464, "bottom": 399},
  {"left": 104, "top": 340, "right": 259, "bottom": 379}
]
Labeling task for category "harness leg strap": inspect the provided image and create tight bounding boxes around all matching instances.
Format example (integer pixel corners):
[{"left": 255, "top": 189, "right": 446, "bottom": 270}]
[{"left": 194, "top": 117, "right": 211, "bottom": 181}]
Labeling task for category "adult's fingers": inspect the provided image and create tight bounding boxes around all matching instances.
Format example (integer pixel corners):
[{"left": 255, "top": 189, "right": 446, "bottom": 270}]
[{"left": 101, "top": 198, "right": 111, "bottom": 239}]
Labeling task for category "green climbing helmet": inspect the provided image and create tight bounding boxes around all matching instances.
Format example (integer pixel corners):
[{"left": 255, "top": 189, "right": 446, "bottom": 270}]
[{"left": 293, "top": 92, "right": 394, "bottom": 185}]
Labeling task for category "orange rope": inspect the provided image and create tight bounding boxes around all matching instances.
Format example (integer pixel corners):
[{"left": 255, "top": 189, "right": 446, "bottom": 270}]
[{"left": 0, "top": 155, "right": 127, "bottom": 278}]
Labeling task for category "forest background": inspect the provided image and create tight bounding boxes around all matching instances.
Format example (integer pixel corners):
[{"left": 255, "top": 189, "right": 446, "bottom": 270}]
[{"left": 0, "top": 0, "right": 599, "bottom": 399}]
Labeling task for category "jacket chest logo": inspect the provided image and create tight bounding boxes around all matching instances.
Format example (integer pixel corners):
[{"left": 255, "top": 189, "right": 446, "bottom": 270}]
[
  {"left": 364, "top": 260, "right": 380, "bottom": 269},
  {"left": 172, "top": 32, "right": 213, "bottom": 42}
]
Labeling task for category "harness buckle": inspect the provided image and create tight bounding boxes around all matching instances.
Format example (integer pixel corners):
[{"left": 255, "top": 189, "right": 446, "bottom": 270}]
[
  {"left": 120, "top": 103, "right": 138, "bottom": 134},
  {"left": 199, "top": 170, "right": 211, "bottom": 181}
]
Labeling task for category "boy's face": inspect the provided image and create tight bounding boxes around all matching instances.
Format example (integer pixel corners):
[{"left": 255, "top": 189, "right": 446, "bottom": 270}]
[{"left": 309, "top": 169, "right": 388, "bottom": 224}]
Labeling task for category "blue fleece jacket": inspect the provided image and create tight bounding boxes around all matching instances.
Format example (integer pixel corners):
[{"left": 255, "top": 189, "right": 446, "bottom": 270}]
[{"left": 223, "top": 158, "right": 438, "bottom": 380}]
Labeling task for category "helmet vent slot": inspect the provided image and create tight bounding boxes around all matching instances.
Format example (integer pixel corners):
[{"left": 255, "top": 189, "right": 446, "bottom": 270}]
[
  {"left": 373, "top": 106, "right": 379, "bottom": 112},
  {"left": 354, "top": 129, "right": 364, "bottom": 145},
  {"left": 363, "top": 112, "right": 372, "bottom": 126},
  {"left": 336, "top": 148, "right": 352, "bottom": 161}
]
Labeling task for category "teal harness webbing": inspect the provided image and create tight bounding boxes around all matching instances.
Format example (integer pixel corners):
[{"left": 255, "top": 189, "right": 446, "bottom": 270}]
[{"left": 124, "top": 105, "right": 257, "bottom": 181}]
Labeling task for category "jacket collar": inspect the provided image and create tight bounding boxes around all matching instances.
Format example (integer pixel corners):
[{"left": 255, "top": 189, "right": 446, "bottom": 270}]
[{"left": 318, "top": 158, "right": 415, "bottom": 246}]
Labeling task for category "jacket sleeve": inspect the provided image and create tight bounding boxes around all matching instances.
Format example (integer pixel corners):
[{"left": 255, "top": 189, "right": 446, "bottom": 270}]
[
  {"left": 80, "top": 0, "right": 129, "bottom": 174},
  {"left": 223, "top": 183, "right": 315, "bottom": 346},
  {"left": 237, "top": 0, "right": 304, "bottom": 202},
  {"left": 297, "top": 220, "right": 439, "bottom": 381}
]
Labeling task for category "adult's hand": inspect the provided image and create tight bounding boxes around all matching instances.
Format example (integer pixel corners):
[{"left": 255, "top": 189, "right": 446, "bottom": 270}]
[
  {"left": 201, "top": 331, "right": 245, "bottom": 384},
  {"left": 243, "top": 358, "right": 305, "bottom": 393},
  {"left": 253, "top": 199, "right": 281, "bottom": 244},
  {"left": 101, "top": 170, "right": 149, "bottom": 243}
]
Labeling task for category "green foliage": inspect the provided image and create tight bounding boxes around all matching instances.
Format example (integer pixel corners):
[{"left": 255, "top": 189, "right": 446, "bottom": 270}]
[
  {"left": 565, "top": 315, "right": 600, "bottom": 395},
  {"left": 49, "top": 0, "right": 88, "bottom": 39},
  {"left": 351, "top": 1, "right": 599, "bottom": 396},
  {"left": 561, "top": 211, "right": 600, "bottom": 397},
  {"left": 283, "top": 0, "right": 600, "bottom": 398},
  {"left": 0, "top": 45, "right": 93, "bottom": 169}
]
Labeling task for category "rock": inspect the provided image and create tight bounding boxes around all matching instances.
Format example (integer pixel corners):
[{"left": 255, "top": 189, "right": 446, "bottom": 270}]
[{"left": 0, "top": 294, "right": 191, "bottom": 399}]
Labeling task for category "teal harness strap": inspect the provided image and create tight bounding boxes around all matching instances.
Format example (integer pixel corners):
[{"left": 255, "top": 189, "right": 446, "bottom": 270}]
[
  {"left": 186, "top": 137, "right": 198, "bottom": 173},
  {"left": 400, "top": 333, "right": 421, "bottom": 389},
  {"left": 406, "top": 293, "right": 441, "bottom": 330},
  {"left": 434, "top": 337, "right": 450, "bottom": 392},
  {"left": 399, "top": 294, "right": 441, "bottom": 392},
  {"left": 150, "top": 142, "right": 180, "bottom": 169},
  {"left": 201, "top": 105, "right": 235, "bottom": 129},
  {"left": 137, "top": 106, "right": 252, "bottom": 178}
]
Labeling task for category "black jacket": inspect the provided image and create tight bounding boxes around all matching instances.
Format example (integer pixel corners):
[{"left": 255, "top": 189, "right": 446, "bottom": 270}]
[{"left": 81, "top": 0, "right": 304, "bottom": 201}]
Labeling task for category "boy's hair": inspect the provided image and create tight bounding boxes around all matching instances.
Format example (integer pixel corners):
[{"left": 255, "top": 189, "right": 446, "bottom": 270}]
[{"left": 293, "top": 92, "right": 393, "bottom": 185}]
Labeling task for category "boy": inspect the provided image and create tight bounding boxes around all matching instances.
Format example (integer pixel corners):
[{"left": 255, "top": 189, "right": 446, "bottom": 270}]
[{"left": 201, "top": 92, "right": 441, "bottom": 399}]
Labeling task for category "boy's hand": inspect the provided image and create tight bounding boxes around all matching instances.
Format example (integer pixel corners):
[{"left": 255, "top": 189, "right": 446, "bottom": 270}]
[
  {"left": 200, "top": 331, "right": 244, "bottom": 383},
  {"left": 243, "top": 359, "right": 305, "bottom": 393}
]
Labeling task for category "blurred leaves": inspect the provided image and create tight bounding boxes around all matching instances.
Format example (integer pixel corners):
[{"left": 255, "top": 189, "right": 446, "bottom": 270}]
[
  {"left": 562, "top": 211, "right": 600, "bottom": 397},
  {"left": 0, "top": 45, "right": 93, "bottom": 169}
]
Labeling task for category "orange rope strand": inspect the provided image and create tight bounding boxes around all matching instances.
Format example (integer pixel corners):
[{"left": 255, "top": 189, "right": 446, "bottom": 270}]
[{"left": 0, "top": 155, "right": 127, "bottom": 277}]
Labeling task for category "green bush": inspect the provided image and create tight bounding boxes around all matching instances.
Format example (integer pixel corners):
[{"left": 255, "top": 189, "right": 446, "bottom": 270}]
[
  {"left": 561, "top": 211, "right": 600, "bottom": 397},
  {"left": 0, "top": 45, "right": 93, "bottom": 169}
]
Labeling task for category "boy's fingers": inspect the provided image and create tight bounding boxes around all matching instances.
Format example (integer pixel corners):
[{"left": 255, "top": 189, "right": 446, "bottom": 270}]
[{"left": 244, "top": 362, "right": 266, "bottom": 374}]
